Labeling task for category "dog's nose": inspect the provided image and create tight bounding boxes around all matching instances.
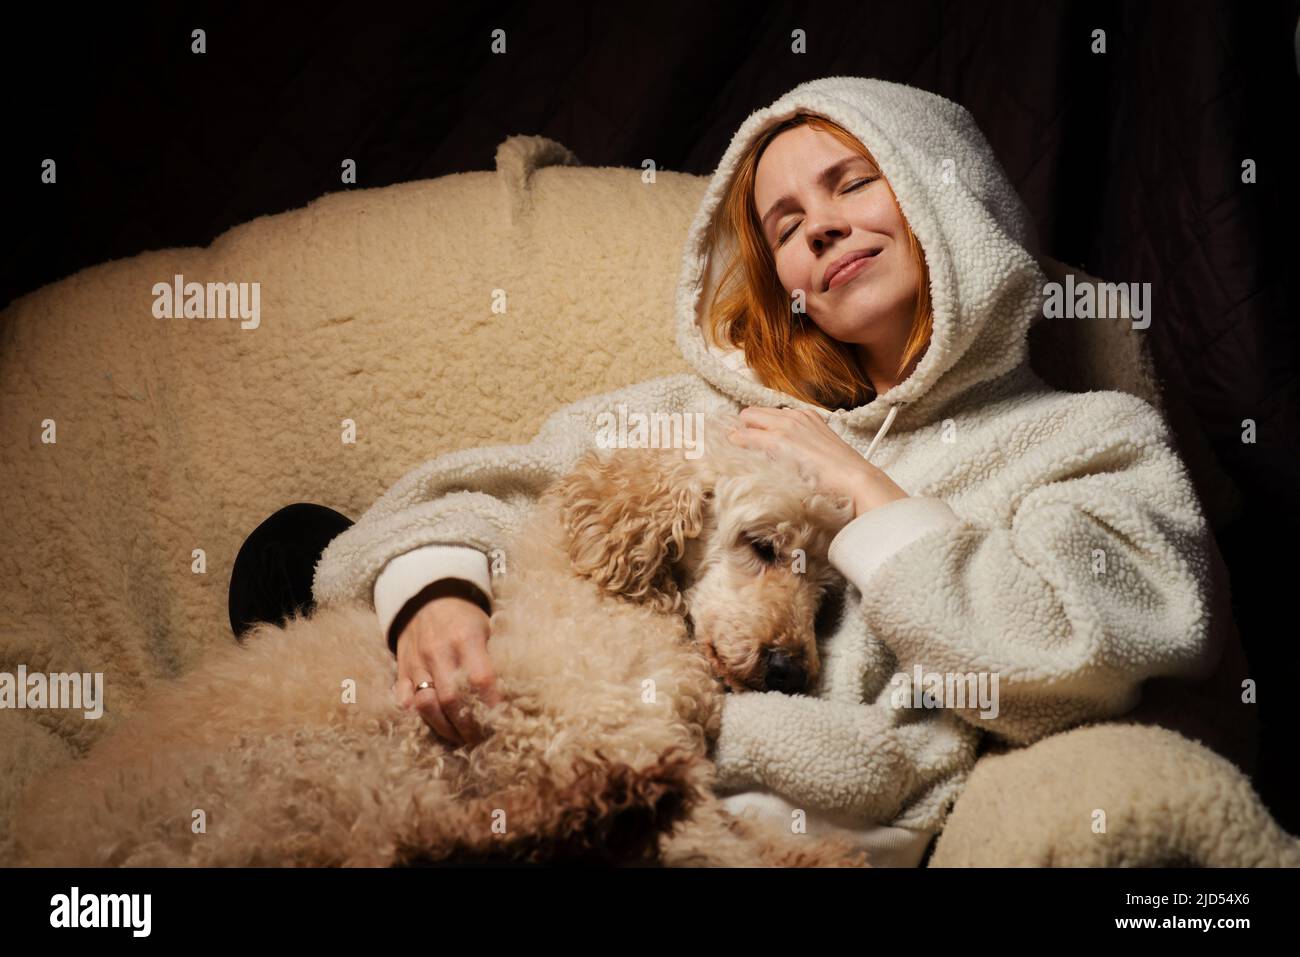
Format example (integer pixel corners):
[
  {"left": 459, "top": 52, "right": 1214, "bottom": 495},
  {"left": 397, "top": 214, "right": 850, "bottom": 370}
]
[{"left": 763, "top": 649, "right": 807, "bottom": 693}]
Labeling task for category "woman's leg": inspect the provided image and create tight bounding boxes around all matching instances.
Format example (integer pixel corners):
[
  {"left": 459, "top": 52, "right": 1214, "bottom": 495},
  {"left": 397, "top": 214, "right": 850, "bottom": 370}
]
[{"left": 227, "top": 503, "right": 354, "bottom": 639}]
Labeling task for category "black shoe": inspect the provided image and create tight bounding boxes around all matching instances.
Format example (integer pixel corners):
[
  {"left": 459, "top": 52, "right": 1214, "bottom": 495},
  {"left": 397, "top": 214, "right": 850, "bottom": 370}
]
[{"left": 228, "top": 503, "right": 354, "bottom": 640}]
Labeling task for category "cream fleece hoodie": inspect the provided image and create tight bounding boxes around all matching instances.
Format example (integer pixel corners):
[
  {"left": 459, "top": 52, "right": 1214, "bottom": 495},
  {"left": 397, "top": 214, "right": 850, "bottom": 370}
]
[{"left": 312, "top": 77, "right": 1236, "bottom": 853}]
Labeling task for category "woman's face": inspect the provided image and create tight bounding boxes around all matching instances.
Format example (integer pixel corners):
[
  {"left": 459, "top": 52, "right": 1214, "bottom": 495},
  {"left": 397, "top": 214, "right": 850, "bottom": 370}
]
[{"left": 753, "top": 125, "right": 919, "bottom": 351}]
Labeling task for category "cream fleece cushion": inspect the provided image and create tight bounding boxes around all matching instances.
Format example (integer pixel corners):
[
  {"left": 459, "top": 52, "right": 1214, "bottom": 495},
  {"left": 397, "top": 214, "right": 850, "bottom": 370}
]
[{"left": 0, "top": 135, "right": 702, "bottom": 846}]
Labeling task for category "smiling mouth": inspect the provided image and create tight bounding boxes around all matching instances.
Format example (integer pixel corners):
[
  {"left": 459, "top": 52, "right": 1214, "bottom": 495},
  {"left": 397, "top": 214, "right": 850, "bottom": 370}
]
[{"left": 824, "top": 248, "right": 882, "bottom": 292}]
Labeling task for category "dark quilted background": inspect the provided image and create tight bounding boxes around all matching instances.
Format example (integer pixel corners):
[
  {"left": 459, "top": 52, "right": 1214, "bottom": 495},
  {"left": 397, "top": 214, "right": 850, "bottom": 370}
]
[{"left": 3, "top": 0, "right": 1298, "bottom": 829}]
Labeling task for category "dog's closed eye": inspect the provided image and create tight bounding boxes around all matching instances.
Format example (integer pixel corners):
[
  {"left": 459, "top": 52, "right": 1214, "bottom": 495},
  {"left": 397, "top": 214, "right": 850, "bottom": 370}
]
[{"left": 742, "top": 533, "right": 779, "bottom": 565}]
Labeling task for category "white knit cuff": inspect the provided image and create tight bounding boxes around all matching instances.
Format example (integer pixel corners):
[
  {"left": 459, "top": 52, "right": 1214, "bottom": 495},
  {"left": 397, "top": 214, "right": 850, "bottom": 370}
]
[
  {"left": 827, "top": 497, "right": 963, "bottom": 595},
  {"left": 373, "top": 544, "right": 494, "bottom": 650}
]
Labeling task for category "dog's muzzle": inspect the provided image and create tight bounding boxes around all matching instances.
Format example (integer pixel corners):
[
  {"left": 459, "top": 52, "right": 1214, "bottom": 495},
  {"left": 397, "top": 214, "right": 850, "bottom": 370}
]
[{"left": 763, "top": 649, "right": 808, "bottom": 694}]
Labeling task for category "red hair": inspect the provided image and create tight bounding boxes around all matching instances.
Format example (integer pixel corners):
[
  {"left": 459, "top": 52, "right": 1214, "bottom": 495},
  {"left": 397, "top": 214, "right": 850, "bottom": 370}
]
[{"left": 702, "top": 112, "right": 933, "bottom": 410}]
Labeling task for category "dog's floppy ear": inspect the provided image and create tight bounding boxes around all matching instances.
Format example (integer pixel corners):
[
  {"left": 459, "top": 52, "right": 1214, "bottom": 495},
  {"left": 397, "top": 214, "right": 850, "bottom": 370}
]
[{"left": 545, "top": 445, "right": 709, "bottom": 614}]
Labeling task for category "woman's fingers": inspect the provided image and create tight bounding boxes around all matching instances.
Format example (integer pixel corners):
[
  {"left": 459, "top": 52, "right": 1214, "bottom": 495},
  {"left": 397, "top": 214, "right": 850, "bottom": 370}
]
[
  {"left": 401, "top": 638, "right": 462, "bottom": 744},
  {"left": 391, "top": 597, "right": 498, "bottom": 748},
  {"left": 392, "top": 675, "right": 413, "bottom": 709},
  {"left": 428, "top": 641, "right": 483, "bottom": 746},
  {"left": 731, "top": 407, "right": 799, "bottom": 451},
  {"left": 458, "top": 640, "right": 503, "bottom": 709},
  {"left": 736, "top": 406, "right": 785, "bottom": 429},
  {"left": 409, "top": 668, "right": 462, "bottom": 745}
]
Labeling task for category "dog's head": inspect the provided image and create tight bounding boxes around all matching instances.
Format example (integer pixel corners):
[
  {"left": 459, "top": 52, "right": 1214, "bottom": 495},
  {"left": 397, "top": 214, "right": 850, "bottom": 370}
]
[{"left": 544, "top": 411, "right": 854, "bottom": 695}]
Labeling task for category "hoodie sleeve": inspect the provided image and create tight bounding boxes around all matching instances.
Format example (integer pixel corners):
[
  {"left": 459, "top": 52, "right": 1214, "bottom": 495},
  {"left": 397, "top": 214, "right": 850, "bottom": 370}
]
[
  {"left": 371, "top": 544, "right": 496, "bottom": 653},
  {"left": 825, "top": 396, "right": 1223, "bottom": 746},
  {"left": 311, "top": 372, "right": 722, "bottom": 649},
  {"left": 710, "top": 688, "right": 982, "bottom": 828}
]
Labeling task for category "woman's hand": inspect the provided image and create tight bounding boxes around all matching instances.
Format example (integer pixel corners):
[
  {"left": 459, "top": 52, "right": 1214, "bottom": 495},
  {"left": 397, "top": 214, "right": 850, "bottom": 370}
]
[
  {"left": 726, "top": 406, "right": 909, "bottom": 518},
  {"left": 391, "top": 581, "right": 502, "bottom": 747}
]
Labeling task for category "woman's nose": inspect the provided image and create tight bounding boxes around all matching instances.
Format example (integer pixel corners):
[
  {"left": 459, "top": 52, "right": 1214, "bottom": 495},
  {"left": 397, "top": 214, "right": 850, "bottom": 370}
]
[{"left": 807, "top": 217, "right": 850, "bottom": 248}]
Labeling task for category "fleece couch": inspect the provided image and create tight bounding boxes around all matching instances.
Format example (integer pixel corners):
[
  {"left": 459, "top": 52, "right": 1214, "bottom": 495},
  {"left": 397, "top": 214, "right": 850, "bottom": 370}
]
[{"left": 0, "top": 133, "right": 1295, "bottom": 866}]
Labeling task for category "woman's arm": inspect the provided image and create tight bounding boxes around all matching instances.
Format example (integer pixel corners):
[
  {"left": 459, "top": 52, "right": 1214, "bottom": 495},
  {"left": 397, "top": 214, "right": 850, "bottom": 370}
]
[
  {"left": 372, "top": 544, "right": 493, "bottom": 653},
  {"left": 311, "top": 371, "right": 732, "bottom": 746},
  {"left": 711, "top": 689, "right": 982, "bottom": 827},
  {"left": 831, "top": 393, "right": 1223, "bottom": 746},
  {"left": 708, "top": 394, "right": 1222, "bottom": 823},
  {"left": 310, "top": 372, "right": 728, "bottom": 630}
]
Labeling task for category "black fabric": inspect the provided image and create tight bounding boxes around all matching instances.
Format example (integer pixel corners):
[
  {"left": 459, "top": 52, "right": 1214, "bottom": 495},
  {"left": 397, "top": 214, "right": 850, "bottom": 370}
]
[{"left": 228, "top": 503, "right": 354, "bottom": 640}]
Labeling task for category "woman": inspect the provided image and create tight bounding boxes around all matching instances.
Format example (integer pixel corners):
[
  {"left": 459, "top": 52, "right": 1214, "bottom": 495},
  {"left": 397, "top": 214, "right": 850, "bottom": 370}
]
[{"left": 240, "top": 77, "right": 1244, "bottom": 866}]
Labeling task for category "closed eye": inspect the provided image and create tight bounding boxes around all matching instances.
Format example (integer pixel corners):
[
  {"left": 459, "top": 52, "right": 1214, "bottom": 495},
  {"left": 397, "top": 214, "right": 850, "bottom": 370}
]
[
  {"left": 775, "top": 175, "right": 880, "bottom": 247},
  {"left": 743, "top": 534, "right": 779, "bottom": 564}
]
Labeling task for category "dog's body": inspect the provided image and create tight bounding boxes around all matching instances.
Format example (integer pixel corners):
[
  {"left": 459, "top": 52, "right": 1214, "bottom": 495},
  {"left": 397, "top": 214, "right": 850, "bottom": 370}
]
[{"left": 14, "top": 413, "right": 871, "bottom": 867}]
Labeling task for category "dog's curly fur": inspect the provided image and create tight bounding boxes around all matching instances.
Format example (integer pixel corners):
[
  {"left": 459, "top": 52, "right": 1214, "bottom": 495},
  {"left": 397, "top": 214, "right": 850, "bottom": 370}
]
[{"left": 13, "top": 412, "right": 870, "bottom": 867}]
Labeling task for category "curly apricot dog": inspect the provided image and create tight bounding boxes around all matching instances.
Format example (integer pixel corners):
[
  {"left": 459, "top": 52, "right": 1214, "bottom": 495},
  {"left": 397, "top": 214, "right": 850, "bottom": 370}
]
[{"left": 14, "top": 412, "right": 866, "bottom": 867}]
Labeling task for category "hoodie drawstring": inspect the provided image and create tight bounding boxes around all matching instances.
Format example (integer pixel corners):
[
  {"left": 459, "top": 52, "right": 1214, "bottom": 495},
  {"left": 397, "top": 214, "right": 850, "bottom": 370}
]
[{"left": 862, "top": 403, "right": 900, "bottom": 464}]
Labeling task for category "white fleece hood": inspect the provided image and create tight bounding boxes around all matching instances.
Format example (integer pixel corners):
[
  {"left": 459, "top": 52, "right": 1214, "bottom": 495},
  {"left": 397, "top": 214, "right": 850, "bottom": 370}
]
[{"left": 674, "top": 76, "right": 1048, "bottom": 450}]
